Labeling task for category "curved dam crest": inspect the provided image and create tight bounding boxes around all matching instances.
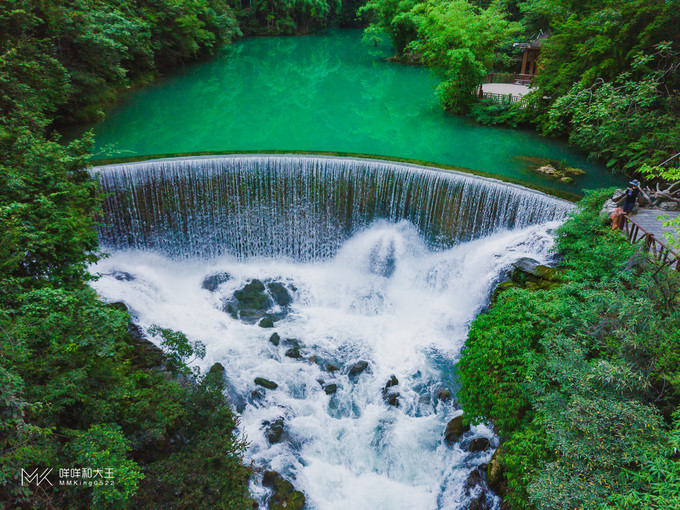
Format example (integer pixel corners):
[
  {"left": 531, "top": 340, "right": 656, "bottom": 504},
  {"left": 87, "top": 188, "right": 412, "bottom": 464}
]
[{"left": 94, "top": 155, "right": 574, "bottom": 260}]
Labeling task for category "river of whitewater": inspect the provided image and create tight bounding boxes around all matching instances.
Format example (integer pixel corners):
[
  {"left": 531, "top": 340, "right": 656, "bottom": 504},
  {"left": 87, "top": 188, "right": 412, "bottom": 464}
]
[{"left": 90, "top": 217, "right": 560, "bottom": 509}]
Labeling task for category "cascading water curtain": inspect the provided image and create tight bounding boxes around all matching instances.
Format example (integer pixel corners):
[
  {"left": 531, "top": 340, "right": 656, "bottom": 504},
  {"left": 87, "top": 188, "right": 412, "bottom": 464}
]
[{"left": 94, "top": 156, "right": 574, "bottom": 260}]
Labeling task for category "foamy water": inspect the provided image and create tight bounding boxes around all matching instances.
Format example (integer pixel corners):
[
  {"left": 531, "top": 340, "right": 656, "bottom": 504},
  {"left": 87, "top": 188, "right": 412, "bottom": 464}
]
[{"left": 90, "top": 220, "right": 559, "bottom": 509}]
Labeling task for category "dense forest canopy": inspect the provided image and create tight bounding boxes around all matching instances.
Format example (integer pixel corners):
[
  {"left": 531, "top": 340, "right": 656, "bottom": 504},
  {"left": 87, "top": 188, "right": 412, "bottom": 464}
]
[{"left": 1, "top": 0, "right": 679, "bottom": 508}]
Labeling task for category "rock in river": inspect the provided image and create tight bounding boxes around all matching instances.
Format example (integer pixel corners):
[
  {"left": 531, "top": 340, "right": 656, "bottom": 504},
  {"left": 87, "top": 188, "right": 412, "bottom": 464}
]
[
  {"left": 264, "top": 418, "right": 285, "bottom": 444},
  {"left": 262, "top": 471, "right": 306, "bottom": 510},
  {"left": 201, "top": 272, "right": 231, "bottom": 291},
  {"left": 445, "top": 414, "right": 470, "bottom": 444},
  {"left": 348, "top": 361, "right": 369, "bottom": 378},
  {"left": 469, "top": 437, "right": 491, "bottom": 452},
  {"left": 254, "top": 377, "right": 278, "bottom": 390},
  {"left": 226, "top": 279, "right": 271, "bottom": 322},
  {"left": 259, "top": 316, "right": 276, "bottom": 328},
  {"left": 267, "top": 282, "right": 292, "bottom": 306}
]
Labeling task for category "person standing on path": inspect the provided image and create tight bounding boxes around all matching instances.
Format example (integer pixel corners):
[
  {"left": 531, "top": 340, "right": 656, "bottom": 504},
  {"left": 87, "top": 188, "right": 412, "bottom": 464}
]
[
  {"left": 611, "top": 179, "right": 641, "bottom": 230},
  {"left": 621, "top": 179, "right": 641, "bottom": 216}
]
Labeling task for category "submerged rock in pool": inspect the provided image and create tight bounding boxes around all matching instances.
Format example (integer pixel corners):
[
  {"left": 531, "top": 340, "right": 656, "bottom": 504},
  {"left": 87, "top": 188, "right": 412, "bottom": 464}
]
[
  {"left": 254, "top": 377, "right": 278, "bottom": 390},
  {"left": 262, "top": 471, "right": 305, "bottom": 510},
  {"left": 201, "top": 272, "right": 231, "bottom": 291},
  {"left": 445, "top": 414, "right": 470, "bottom": 444}
]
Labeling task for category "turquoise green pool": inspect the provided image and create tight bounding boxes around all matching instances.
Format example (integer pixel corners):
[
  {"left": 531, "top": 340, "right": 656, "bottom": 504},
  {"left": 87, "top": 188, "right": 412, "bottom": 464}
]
[{"left": 74, "top": 29, "right": 623, "bottom": 195}]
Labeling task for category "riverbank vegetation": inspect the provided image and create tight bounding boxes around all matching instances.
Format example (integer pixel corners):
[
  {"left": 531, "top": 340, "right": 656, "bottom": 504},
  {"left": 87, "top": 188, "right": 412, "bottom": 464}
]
[
  {"left": 458, "top": 189, "right": 680, "bottom": 508},
  {"left": 360, "top": 0, "right": 680, "bottom": 175},
  {"left": 0, "top": 1, "right": 260, "bottom": 507}
]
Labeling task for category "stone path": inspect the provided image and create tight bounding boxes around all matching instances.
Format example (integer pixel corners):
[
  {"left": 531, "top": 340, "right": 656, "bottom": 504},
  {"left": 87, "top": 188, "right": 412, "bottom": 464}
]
[{"left": 631, "top": 208, "right": 680, "bottom": 240}]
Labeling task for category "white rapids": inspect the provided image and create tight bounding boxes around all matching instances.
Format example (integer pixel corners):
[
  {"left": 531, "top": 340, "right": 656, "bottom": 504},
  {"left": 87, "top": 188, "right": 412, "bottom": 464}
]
[{"left": 90, "top": 219, "right": 561, "bottom": 510}]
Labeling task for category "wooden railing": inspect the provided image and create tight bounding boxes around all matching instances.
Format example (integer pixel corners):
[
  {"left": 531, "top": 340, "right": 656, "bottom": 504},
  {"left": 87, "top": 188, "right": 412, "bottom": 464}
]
[
  {"left": 486, "top": 72, "right": 534, "bottom": 86},
  {"left": 480, "top": 91, "right": 522, "bottom": 103},
  {"left": 622, "top": 216, "right": 680, "bottom": 271}
]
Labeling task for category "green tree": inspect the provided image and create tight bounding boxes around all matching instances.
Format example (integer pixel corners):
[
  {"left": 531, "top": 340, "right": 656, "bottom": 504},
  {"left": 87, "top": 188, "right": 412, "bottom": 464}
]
[
  {"left": 70, "top": 424, "right": 143, "bottom": 508},
  {"left": 407, "top": 0, "right": 520, "bottom": 111}
]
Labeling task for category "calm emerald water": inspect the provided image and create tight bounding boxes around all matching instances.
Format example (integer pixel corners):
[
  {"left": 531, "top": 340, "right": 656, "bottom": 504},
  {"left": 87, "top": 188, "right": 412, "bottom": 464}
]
[{"left": 75, "top": 29, "right": 622, "bottom": 195}]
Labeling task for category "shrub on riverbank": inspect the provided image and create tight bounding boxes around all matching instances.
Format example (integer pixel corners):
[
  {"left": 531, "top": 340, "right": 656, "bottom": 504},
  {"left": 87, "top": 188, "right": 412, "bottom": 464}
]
[{"left": 458, "top": 189, "right": 680, "bottom": 508}]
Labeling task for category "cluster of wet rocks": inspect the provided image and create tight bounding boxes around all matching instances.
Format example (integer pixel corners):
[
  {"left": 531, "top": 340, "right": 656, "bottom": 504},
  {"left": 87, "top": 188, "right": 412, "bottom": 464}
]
[
  {"left": 110, "top": 270, "right": 504, "bottom": 509},
  {"left": 200, "top": 273, "right": 503, "bottom": 510}
]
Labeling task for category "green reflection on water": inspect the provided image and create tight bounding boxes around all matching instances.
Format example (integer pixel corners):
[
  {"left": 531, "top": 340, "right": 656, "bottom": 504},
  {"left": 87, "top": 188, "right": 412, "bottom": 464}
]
[{"left": 72, "top": 29, "right": 623, "bottom": 194}]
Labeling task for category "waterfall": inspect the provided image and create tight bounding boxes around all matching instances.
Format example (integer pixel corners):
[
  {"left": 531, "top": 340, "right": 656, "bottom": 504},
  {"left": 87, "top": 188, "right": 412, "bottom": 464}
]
[
  {"left": 90, "top": 155, "right": 574, "bottom": 509},
  {"left": 94, "top": 155, "right": 573, "bottom": 260}
]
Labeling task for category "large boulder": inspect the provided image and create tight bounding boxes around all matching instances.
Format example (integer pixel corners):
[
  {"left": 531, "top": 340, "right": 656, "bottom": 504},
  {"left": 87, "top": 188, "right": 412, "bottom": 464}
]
[
  {"left": 269, "top": 333, "right": 281, "bottom": 346},
  {"left": 262, "top": 471, "right": 306, "bottom": 510},
  {"left": 208, "top": 362, "right": 226, "bottom": 382},
  {"left": 436, "top": 387, "right": 452, "bottom": 401},
  {"left": 226, "top": 279, "right": 271, "bottom": 322},
  {"left": 202, "top": 272, "right": 231, "bottom": 292},
  {"left": 511, "top": 258, "right": 559, "bottom": 287},
  {"left": 324, "top": 383, "right": 338, "bottom": 395},
  {"left": 464, "top": 468, "right": 483, "bottom": 492},
  {"left": 285, "top": 348, "right": 302, "bottom": 359},
  {"left": 493, "top": 258, "right": 560, "bottom": 301},
  {"left": 467, "top": 492, "right": 490, "bottom": 510},
  {"left": 444, "top": 414, "right": 470, "bottom": 444}
]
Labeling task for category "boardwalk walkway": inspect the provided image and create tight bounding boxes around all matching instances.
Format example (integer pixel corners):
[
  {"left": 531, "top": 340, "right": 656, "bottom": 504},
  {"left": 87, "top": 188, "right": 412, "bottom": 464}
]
[
  {"left": 621, "top": 207, "right": 680, "bottom": 271},
  {"left": 631, "top": 208, "right": 680, "bottom": 239}
]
